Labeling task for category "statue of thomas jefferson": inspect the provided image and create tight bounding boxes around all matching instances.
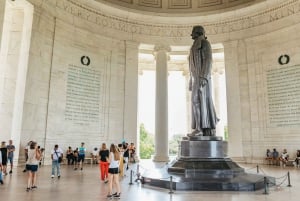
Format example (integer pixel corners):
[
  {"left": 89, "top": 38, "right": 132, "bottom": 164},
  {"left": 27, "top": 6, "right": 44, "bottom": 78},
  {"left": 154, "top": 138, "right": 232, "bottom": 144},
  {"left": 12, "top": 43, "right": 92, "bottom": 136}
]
[{"left": 188, "top": 26, "right": 218, "bottom": 137}]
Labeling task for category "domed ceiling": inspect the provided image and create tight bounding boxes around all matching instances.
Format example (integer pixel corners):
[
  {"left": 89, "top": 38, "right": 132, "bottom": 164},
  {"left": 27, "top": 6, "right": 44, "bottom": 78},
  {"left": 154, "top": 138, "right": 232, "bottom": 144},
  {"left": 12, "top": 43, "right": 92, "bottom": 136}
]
[{"left": 94, "top": 0, "right": 265, "bottom": 14}]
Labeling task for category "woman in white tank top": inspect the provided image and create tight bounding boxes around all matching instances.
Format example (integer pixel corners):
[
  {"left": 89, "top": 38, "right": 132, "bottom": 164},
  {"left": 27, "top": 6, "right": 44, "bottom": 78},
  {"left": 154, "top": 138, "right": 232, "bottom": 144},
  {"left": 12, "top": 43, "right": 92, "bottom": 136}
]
[{"left": 107, "top": 144, "right": 121, "bottom": 198}]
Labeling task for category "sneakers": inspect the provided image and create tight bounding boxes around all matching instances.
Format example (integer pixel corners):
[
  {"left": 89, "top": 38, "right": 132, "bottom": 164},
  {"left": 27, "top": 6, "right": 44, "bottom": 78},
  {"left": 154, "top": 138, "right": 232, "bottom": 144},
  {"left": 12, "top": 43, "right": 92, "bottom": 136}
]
[
  {"left": 113, "top": 193, "right": 121, "bottom": 198},
  {"left": 9, "top": 170, "right": 12, "bottom": 174},
  {"left": 0, "top": 180, "right": 3, "bottom": 185},
  {"left": 26, "top": 187, "right": 31, "bottom": 192},
  {"left": 58, "top": 175, "right": 61, "bottom": 179},
  {"left": 107, "top": 194, "right": 113, "bottom": 198},
  {"left": 51, "top": 175, "right": 54, "bottom": 178},
  {"left": 31, "top": 186, "right": 37, "bottom": 189}
]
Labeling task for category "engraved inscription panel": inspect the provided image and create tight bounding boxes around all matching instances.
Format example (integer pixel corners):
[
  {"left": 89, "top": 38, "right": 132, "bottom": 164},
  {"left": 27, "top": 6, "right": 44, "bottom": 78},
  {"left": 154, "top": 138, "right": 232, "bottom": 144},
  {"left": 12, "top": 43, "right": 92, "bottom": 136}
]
[
  {"left": 266, "top": 65, "right": 300, "bottom": 127},
  {"left": 65, "top": 64, "right": 101, "bottom": 124}
]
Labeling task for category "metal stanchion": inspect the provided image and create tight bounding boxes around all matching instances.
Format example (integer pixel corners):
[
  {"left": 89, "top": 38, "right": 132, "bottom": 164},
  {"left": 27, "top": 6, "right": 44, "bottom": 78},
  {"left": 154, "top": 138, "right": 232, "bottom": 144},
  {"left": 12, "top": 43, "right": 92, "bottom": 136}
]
[
  {"left": 263, "top": 176, "right": 269, "bottom": 195},
  {"left": 287, "top": 171, "right": 292, "bottom": 187},
  {"left": 257, "top": 165, "right": 259, "bottom": 173},
  {"left": 129, "top": 170, "right": 133, "bottom": 185},
  {"left": 169, "top": 176, "right": 174, "bottom": 194},
  {"left": 135, "top": 164, "right": 142, "bottom": 182}
]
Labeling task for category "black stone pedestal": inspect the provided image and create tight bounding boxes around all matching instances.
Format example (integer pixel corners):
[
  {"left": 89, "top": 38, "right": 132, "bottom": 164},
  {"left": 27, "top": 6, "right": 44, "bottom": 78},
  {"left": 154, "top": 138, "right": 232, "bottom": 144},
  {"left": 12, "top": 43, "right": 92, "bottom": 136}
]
[{"left": 142, "top": 136, "right": 275, "bottom": 191}]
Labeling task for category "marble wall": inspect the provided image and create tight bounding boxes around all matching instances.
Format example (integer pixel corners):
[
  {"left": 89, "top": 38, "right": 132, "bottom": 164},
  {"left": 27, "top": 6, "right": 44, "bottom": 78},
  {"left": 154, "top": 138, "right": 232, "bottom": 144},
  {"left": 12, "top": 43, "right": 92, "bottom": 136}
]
[{"left": 20, "top": 10, "right": 133, "bottom": 164}]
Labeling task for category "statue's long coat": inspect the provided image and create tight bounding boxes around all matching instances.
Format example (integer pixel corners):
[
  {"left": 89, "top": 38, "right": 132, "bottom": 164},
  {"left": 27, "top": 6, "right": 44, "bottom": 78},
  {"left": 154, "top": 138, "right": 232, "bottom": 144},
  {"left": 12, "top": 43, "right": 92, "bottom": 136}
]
[{"left": 189, "top": 38, "right": 218, "bottom": 131}]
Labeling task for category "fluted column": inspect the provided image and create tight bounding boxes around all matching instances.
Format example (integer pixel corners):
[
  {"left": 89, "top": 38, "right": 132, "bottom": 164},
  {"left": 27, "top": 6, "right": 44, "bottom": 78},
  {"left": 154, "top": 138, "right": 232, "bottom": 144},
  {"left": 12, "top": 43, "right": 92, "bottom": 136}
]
[
  {"left": 123, "top": 40, "right": 139, "bottom": 151},
  {"left": 0, "top": 0, "right": 5, "bottom": 49},
  {"left": 223, "top": 41, "right": 243, "bottom": 158},
  {"left": 182, "top": 69, "right": 192, "bottom": 134},
  {"left": 153, "top": 45, "right": 170, "bottom": 162},
  {"left": 212, "top": 67, "right": 225, "bottom": 138}
]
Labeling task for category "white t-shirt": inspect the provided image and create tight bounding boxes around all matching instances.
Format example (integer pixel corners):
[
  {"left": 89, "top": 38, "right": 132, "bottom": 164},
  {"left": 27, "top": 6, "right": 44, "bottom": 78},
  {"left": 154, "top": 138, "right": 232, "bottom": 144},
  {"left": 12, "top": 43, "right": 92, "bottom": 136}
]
[
  {"left": 92, "top": 150, "right": 99, "bottom": 156},
  {"left": 51, "top": 148, "right": 63, "bottom": 160}
]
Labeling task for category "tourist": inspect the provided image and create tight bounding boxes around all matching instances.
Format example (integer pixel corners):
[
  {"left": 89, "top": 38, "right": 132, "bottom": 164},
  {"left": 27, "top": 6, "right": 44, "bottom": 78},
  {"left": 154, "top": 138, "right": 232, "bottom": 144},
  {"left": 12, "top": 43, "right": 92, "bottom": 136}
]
[
  {"left": 280, "top": 149, "right": 289, "bottom": 167},
  {"left": 73, "top": 148, "right": 78, "bottom": 170},
  {"left": 295, "top": 150, "right": 300, "bottom": 168},
  {"left": 76, "top": 142, "right": 86, "bottom": 170},
  {"left": 99, "top": 143, "right": 109, "bottom": 183},
  {"left": 25, "top": 141, "right": 41, "bottom": 191},
  {"left": 92, "top": 147, "right": 99, "bottom": 164},
  {"left": 66, "top": 146, "right": 74, "bottom": 165},
  {"left": 0, "top": 150, "right": 3, "bottom": 184},
  {"left": 7, "top": 140, "right": 15, "bottom": 174},
  {"left": 107, "top": 144, "right": 121, "bottom": 198},
  {"left": 0, "top": 141, "right": 8, "bottom": 176},
  {"left": 51, "top": 144, "right": 63, "bottom": 178}
]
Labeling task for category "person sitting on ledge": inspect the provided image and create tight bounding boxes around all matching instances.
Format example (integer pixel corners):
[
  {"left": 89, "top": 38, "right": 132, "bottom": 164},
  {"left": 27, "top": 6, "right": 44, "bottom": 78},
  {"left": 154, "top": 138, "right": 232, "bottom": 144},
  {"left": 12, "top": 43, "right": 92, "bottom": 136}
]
[
  {"left": 272, "top": 148, "right": 279, "bottom": 166},
  {"left": 280, "top": 149, "right": 289, "bottom": 167},
  {"left": 265, "top": 149, "right": 273, "bottom": 165},
  {"left": 294, "top": 150, "right": 300, "bottom": 168}
]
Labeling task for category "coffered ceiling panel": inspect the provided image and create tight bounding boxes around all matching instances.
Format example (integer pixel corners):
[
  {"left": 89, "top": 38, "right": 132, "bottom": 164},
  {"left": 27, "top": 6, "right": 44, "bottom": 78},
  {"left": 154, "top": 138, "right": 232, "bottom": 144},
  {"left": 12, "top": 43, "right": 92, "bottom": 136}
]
[{"left": 95, "top": 0, "right": 264, "bottom": 13}]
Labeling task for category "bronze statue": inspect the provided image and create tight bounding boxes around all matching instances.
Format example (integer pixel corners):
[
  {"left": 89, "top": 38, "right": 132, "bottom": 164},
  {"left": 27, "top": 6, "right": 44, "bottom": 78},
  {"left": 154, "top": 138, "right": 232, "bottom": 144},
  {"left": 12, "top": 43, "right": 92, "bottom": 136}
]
[{"left": 188, "top": 26, "right": 218, "bottom": 136}]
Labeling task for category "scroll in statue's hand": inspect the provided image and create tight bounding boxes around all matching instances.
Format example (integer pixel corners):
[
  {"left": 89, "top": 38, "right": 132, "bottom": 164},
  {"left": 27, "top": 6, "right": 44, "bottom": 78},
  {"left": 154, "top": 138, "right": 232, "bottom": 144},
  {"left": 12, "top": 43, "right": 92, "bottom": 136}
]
[{"left": 199, "top": 79, "right": 207, "bottom": 87}]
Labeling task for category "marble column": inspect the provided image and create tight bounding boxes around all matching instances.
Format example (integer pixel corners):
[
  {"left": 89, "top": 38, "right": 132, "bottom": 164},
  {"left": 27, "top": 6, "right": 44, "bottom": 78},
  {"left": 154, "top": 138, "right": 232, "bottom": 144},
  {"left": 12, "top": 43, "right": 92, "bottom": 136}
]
[
  {"left": 0, "top": 0, "right": 6, "bottom": 49},
  {"left": 123, "top": 40, "right": 139, "bottom": 151},
  {"left": 212, "top": 68, "right": 225, "bottom": 138},
  {"left": 182, "top": 69, "right": 192, "bottom": 134},
  {"left": 0, "top": 0, "right": 7, "bottom": 104},
  {"left": 0, "top": 2, "right": 34, "bottom": 165},
  {"left": 223, "top": 41, "right": 243, "bottom": 158},
  {"left": 153, "top": 45, "right": 170, "bottom": 162}
]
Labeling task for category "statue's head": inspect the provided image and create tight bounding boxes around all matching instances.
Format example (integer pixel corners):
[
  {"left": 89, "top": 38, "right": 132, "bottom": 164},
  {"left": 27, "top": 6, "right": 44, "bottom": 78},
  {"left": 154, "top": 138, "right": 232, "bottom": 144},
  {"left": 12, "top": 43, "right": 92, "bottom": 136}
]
[{"left": 191, "top": 26, "right": 206, "bottom": 39}]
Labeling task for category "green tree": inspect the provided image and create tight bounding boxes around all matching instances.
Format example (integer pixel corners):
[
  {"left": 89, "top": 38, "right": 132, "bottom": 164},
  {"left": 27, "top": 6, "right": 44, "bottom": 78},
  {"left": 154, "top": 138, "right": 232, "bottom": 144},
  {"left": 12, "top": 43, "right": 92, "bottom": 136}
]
[
  {"left": 224, "top": 126, "right": 228, "bottom": 141},
  {"left": 139, "top": 123, "right": 154, "bottom": 159},
  {"left": 169, "top": 134, "right": 183, "bottom": 155}
]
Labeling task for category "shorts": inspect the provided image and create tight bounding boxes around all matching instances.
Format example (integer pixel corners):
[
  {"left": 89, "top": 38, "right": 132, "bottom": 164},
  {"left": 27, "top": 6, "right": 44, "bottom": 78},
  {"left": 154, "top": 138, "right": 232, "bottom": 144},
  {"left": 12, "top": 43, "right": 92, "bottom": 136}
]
[
  {"left": 8, "top": 156, "right": 13, "bottom": 164},
  {"left": 108, "top": 168, "right": 119, "bottom": 174},
  {"left": 1, "top": 157, "right": 7, "bottom": 166},
  {"left": 26, "top": 164, "right": 39, "bottom": 172},
  {"left": 78, "top": 155, "right": 85, "bottom": 162}
]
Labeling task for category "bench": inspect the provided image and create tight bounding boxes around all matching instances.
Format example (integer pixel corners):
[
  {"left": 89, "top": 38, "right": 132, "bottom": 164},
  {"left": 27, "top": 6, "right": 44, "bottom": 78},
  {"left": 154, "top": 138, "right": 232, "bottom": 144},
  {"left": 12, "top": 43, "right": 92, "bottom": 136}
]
[
  {"left": 265, "top": 157, "right": 280, "bottom": 166},
  {"left": 84, "top": 157, "right": 93, "bottom": 166}
]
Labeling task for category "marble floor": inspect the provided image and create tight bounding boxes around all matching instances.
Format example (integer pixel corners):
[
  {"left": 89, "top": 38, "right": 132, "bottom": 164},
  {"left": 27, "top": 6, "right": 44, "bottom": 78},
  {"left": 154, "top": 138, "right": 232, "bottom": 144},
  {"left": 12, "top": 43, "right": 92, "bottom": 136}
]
[{"left": 1, "top": 161, "right": 300, "bottom": 201}]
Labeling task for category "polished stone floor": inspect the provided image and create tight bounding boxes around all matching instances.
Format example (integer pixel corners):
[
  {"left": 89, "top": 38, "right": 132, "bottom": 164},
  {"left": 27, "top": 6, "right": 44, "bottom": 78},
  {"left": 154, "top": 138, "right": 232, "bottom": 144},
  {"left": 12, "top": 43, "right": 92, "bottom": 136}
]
[{"left": 1, "top": 160, "right": 300, "bottom": 201}]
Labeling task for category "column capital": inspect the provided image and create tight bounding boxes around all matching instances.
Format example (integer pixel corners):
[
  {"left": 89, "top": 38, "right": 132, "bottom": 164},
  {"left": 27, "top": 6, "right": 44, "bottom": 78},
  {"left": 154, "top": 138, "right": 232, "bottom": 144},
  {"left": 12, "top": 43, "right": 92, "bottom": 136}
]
[
  {"left": 125, "top": 40, "right": 140, "bottom": 49},
  {"left": 153, "top": 45, "right": 171, "bottom": 61},
  {"left": 154, "top": 44, "right": 171, "bottom": 53},
  {"left": 182, "top": 69, "right": 190, "bottom": 77}
]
